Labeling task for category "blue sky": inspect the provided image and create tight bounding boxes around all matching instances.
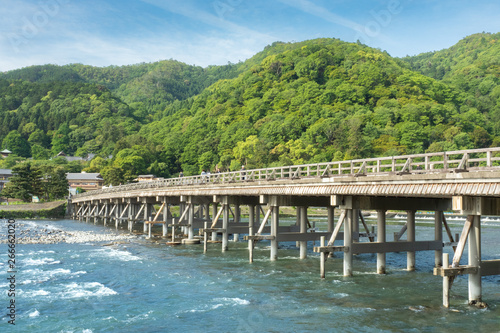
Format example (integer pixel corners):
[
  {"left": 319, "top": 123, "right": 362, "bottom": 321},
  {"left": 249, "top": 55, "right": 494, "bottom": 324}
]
[{"left": 1, "top": 0, "right": 499, "bottom": 71}]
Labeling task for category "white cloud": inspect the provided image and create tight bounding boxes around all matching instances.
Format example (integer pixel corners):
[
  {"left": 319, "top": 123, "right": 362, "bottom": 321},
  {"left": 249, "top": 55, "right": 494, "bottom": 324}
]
[
  {"left": 276, "top": 0, "right": 366, "bottom": 33},
  {"left": 0, "top": 0, "right": 275, "bottom": 71},
  {"left": 140, "top": 0, "right": 276, "bottom": 44}
]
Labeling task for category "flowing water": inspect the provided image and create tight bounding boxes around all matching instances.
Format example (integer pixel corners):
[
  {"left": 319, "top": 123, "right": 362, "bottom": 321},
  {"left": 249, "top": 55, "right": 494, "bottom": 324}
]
[{"left": 1, "top": 215, "right": 499, "bottom": 332}]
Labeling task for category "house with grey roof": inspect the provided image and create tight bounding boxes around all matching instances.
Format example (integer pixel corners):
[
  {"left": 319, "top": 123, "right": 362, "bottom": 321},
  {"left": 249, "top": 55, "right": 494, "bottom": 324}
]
[{"left": 67, "top": 172, "right": 104, "bottom": 194}]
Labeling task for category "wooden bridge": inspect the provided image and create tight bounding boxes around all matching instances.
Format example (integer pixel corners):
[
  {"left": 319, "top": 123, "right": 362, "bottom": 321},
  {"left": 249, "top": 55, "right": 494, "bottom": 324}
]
[{"left": 69, "top": 147, "right": 500, "bottom": 308}]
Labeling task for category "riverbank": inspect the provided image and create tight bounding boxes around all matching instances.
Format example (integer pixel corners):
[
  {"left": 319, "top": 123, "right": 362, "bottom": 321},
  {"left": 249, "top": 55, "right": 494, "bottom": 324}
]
[
  {"left": 0, "top": 200, "right": 67, "bottom": 219},
  {"left": 0, "top": 219, "right": 136, "bottom": 244}
]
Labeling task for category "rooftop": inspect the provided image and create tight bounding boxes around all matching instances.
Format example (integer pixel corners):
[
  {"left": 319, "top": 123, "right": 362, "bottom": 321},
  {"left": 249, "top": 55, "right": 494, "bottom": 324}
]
[
  {"left": 0, "top": 169, "right": 12, "bottom": 175},
  {"left": 66, "top": 173, "right": 103, "bottom": 180}
]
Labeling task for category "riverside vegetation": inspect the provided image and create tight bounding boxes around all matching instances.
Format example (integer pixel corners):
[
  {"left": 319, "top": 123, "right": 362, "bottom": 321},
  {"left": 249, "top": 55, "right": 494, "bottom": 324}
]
[{"left": 0, "top": 32, "right": 499, "bottom": 186}]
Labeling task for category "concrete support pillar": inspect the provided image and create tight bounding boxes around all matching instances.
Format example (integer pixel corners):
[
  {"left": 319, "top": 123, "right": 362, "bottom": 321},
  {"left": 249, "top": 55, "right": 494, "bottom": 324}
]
[
  {"left": 128, "top": 204, "right": 134, "bottom": 232},
  {"left": 468, "top": 215, "right": 482, "bottom": 305},
  {"left": 179, "top": 202, "right": 186, "bottom": 236},
  {"left": 327, "top": 207, "right": 334, "bottom": 233},
  {"left": 407, "top": 210, "right": 416, "bottom": 271},
  {"left": 86, "top": 204, "right": 90, "bottom": 223},
  {"left": 353, "top": 209, "right": 359, "bottom": 242},
  {"left": 222, "top": 204, "right": 229, "bottom": 252},
  {"left": 248, "top": 204, "right": 255, "bottom": 263},
  {"left": 212, "top": 203, "right": 218, "bottom": 241},
  {"left": 443, "top": 253, "right": 450, "bottom": 308},
  {"left": 270, "top": 206, "right": 279, "bottom": 261},
  {"left": 234, "top": 204, "right": 240, "bottom": 242},
  {"left": 320, "top": 236, "right": 326, "bottom": 279},
  {"left": 295, "top": 206, "right": 301, "bottom": 248},
  {"left": 104, "top": 204, "right": 109, "bottom": 226},
  {"left": 435, "top": 211, "right": 443, "bottom": 267},
  {"left": 377, "top": 209, "right": 386, "bottom": 274},
  {"left": 163, "top": 203, "right": 168, "bottom": 237},
  {"left": 327, "top": 206, "right": 335, "bottom": 258},
  {"left": 94, "top": 203, "right": 99, "bottom": 224},
  {"left": 188, "top": 202, "right": 194, "bottom": 240},
  {"left": 204, "top": 203, "right": 210, "bottom": 223},
  {"left": 114, "top": 204, "right": 119, "bottom": 229},
  {"left": 116, "top": 204, "right": 121, "bottom": 228},
  {"left": 299, "top": 206, "right": 307, "bottom": 259},
  {"left": 126, "top": 203, "right": 132, "bottom": 221},
  {"left": 344, "top": 209, "right": 353, "bottom": 277},
  {"left": 171, "top": 216, "right": 176, "bottom": 242},
  {"left": 143, "top": 204, "right": 150, "bottom": 234}
]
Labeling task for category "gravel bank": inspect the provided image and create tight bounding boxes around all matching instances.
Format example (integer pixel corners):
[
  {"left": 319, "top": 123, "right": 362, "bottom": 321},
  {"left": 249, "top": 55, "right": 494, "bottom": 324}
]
[{"left": 1, "top": 221, "right": 136, "bottom": 245}]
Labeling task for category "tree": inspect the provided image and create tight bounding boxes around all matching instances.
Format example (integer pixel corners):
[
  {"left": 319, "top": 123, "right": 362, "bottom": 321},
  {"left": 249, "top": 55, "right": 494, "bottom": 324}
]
[
  {"left": 31, "top": 144, "right": 51, "bottom": 160},
  {"left": 42, "top": 165, "right": 69, "bottom": 200},
  {"left": 51, "top": 123, "right": 71, "bottom": 156},
  {"left": 102, "top": 165, "right": 125, "bottom": 186},
  {"left": 2, "top": 130, "right": 31, "bottom": 157},
  {"left": 1, "top": 162, "right": 43, "bottom": 202},
  {"left": 113, "top": 149, "right": 147, "bottom": 181},
  {"left": 28, "top": 129, "right": 51, "bottom": 148},
  {"left": 85, "top": 156, "right": 107, "bottom": 173}
]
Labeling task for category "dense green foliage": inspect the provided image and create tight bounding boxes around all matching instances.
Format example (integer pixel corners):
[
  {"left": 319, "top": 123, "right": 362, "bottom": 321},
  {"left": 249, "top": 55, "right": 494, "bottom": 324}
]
[
  {"left": 402, "top": 32, "right": 500, "bottom": 146},
  {"left": 1, "top": 161, "right": 69, "bottom": 202},
  {"left": 141, "top": 37, "right": 498, "bottom": 174},
  {"left": 1, "top": 33, "right": 499, "bottom": 184}
]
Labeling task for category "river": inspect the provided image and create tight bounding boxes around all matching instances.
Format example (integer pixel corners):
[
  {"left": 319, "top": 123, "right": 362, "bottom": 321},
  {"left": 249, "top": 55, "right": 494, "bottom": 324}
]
[{"left": 1, "top": 215, "right": 499, "bottom": 332}]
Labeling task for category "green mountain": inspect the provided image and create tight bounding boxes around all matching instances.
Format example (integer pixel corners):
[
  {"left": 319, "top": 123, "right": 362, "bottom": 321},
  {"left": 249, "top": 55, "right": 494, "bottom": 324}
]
[
  {"left": 1, "top": 34, "right": 499, "bottom": 184},
  {"left": 140, "top": 37, "right": 496, "bottom": 175},
  {"left": 402, "top": 32, "right": 500, "bottom": 134},
  {"left": 0, "top": 60, "right": 241, "bottom": 120}
]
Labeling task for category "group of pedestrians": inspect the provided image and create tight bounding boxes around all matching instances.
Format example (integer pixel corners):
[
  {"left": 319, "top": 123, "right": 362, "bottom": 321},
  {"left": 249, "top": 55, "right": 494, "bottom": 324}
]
[{"left": 177, "top": 165, "right": 247, "bottom": 181}]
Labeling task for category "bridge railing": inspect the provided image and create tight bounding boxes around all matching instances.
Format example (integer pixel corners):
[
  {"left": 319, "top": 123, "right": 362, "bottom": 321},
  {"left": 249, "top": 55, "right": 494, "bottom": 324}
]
[{"left": 74, "top": 147, "right": 500, "bottom": 198}]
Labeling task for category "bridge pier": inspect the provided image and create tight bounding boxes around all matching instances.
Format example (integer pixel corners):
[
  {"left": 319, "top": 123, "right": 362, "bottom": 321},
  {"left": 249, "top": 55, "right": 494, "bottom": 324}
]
[
  {"left": 103, "top": 202, "right": 109, "bottom": 226},
  {"left": 344, "top": 209, "right": 354, "bottom": 277},
  {"left": 299, "top": 206, "right": 307, "bottom": 259},
  {"left": 434, "top": 211, "right": 443, "bottom": 267},
  {"left": 85, "top": 203, "right": 91, "bottom": 223},
  {"left": 248, "top": 204, "right": 255, "bottom": 262},
  {"left": 377, "top": 209, "right": 386, "bottom": 274},
  {"left": 162, "top": 202, "right": 169, "bottom": 237},
  {"left": 187, "top": 199, "right": 194, "bottom": 239},
  {"left": 469, "top": 215, "right": 482, "bottom": 305},
  {"left": 211, "top": 203, "right": 218, "bottom": 241},
  {"left": 93, "top": 202, "right": 99, "bottom": 224},
  {"left": 407, "top": 210, "right": 416, "bottom": 272},
  {"left": 233, "top": 204, "right": 240, "bottom": 242},
  {"left": 270, "top": 206, "right": 279, "bottom": 261},
  {"left": 222, "top": 201, "right": 229, "bottom": 252}
]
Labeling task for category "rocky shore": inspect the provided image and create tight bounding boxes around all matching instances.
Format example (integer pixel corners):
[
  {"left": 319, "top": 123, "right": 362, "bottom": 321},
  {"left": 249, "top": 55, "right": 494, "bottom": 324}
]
[{"left": 1, "top": 221, "right": 136, "bottom": 245}]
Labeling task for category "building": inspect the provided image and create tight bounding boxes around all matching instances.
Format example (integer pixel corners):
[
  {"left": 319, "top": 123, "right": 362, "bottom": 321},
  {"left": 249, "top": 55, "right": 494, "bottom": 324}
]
[
  {"left": 1, "top": 149, "right": 12, "bottom": 159},
  {"left": 135, "top": 174, "right": 162, "bottom": 182},
  {"left": 67, "top": 172, "right": 104, "bottom": 194},
  {"left": 0, "top": 169, "right": 12, "bottom": 191},
  {"left": 54, "top": 151, "right": 98, "bottom": 163}
]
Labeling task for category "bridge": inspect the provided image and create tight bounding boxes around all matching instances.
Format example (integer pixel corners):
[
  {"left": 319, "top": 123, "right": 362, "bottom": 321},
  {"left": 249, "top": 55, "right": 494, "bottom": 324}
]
[{"left": 69, "top": 147, "right": 500, "bottom": 308}]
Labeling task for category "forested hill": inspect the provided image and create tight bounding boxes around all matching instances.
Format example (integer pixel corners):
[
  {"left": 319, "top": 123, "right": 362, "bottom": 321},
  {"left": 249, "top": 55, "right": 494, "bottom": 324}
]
[
  {"left": 0, "top": 60, "right": 241, "bottom": 119},
  {"left": 140, "top": 36, "right": 498, "bottom": 175},
  {"left": 402, "top": 32, "right": 500, "bottom": 125},
  {"left": 0, "top": 33, "right": 499, "bottom": 185}
]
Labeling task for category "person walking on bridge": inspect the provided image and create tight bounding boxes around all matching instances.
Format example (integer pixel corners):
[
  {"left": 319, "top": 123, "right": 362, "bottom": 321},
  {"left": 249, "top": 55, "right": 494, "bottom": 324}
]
[{"left": 241, "top": 165, "right": 246, "bottom": 181}]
